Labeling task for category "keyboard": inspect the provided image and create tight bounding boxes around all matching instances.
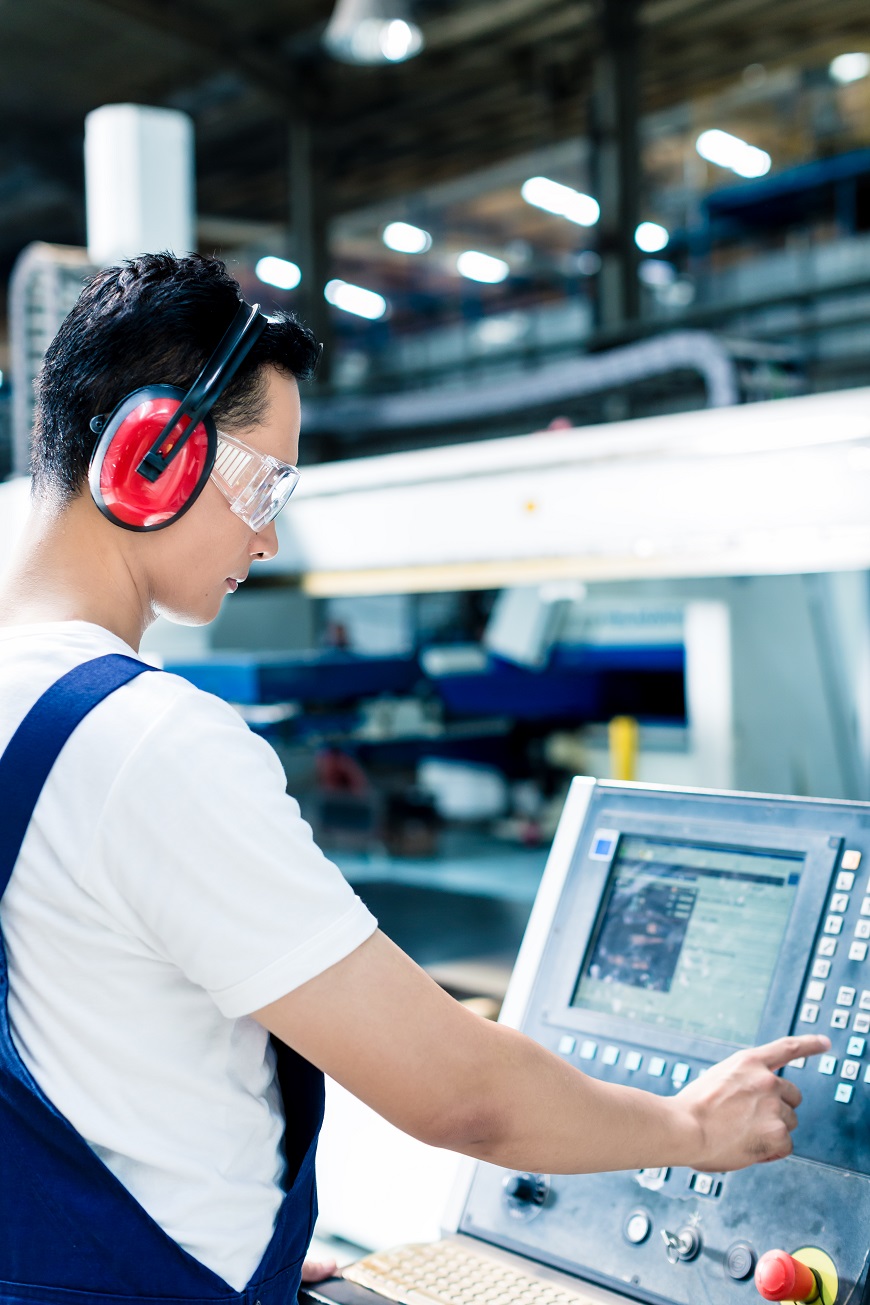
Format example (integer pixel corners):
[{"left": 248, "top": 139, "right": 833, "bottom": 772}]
[{"left": 343, "top": 1240, "right": 601, "bottom": 1305}]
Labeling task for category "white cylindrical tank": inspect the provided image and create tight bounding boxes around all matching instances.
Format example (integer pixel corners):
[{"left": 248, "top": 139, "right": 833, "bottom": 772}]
[{"left": 84, "top": 103, "right": 194, "bottom": 266}]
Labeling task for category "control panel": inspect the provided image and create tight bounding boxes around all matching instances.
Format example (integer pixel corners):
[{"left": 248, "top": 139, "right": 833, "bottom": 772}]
[{"left": 452, "top": 779, "right": 870, "bottom": 1305}]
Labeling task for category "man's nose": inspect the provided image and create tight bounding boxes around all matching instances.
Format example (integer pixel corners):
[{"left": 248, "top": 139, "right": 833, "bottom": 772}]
[{"left": 251, "top": 520, "right": 279, "bottom": 561}]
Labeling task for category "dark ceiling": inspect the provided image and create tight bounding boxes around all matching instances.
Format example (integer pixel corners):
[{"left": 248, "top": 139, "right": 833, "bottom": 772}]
[{"left": 2, "top": 0, "right": 869, "bottom": 284}]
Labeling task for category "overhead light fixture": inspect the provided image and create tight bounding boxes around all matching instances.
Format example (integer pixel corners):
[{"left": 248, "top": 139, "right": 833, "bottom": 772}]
[
  {"left": 383, "top": 221, "right": 432, "bottom": 253},
  {"left": 830, "top": 52, "right": 870, "bottom": 84},
  {"left": 695, "top": 129, "right": 771, "bottom": 178},
  {"left": 521, "top": 176, "right": 600, "bottom": 227},
  {"left": 255, "top": 256, "right": 302, "bottom": 290},
  {"left": 635, "top": 222, "right": 669, "bottom": 253},
  {"left": 456, "top": 251, "right": 510, "bottom": 284},
  {"left": 324, "top": 278, "right": 388, "bottom": 319},
  {"left": 324, "top": 0, "right": 424, "bottom": 65}
]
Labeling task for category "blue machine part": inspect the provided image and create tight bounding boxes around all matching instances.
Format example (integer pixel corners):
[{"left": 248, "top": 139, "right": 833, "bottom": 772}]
[{"left": 164, "top": 650, "right": 421, "bottom": 705}]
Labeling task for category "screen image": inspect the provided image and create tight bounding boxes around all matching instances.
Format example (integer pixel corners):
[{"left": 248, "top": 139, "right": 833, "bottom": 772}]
[{"left": 572, "top": 834, "right": 802, "bottom": 1045}]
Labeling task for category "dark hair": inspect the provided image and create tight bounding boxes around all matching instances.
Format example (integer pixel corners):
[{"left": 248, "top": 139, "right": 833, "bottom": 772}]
[{"left": 31, "top": 252, "right": 320, "bottom": 500}]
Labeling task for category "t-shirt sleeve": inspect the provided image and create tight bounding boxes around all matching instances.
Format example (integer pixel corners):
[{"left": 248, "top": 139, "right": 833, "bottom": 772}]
[{"left": 86, "top": 683, "right": 378, "bottom": 1018}]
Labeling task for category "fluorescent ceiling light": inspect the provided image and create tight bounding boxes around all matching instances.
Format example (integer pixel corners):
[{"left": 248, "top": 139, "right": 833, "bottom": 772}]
[
  {"left": 255, "top": 256, "right": 302, "bottom": 290},
  {"left": 456, "top": 250, "right": 510, "bottom": 284},
  {"left": 521, "top": 176, "right": 600, "bottom": 227},
  {"left": 830, "top": 52, "right": 870, "bottom": 84},
  {"left": 635, "top": 222, "right": 669, "bottom": 253},
  {"left": 383, "top": 221, "right": 432, "bottom": 253},
  {"left": 324, "top": 0, "right": 423, "bottom": 65},
  {"left": 696, "top": 129, "right": 771, "bottom": 178},
  {"left": 324, "top": 278, "right": 388, "bottom": 319}
]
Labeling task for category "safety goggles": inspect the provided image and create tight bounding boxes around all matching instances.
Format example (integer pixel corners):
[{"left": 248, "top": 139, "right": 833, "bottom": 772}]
[{"left": 211, "top": 431, "right": 300, "bottom": 532}]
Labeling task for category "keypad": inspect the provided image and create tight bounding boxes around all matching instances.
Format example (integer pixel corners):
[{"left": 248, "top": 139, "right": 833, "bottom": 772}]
[
  {"left": 837, "top": 870, "right": 856, "bottom": 891},
  {"left": 831, "top": 1009, "right": 850, "bottom": 1029},
  {"left": 818, "top": 1055, "right": 837, "bottom": 1075},
  {"left": 850, "top": 942, "right": 868, "bottom": 962},
  {"left": 835, "top": 1083, "right": 854, "bottom": 1103},
  {"left": 824, "top": 915, "right": 844, "bottom": 935},
  {"left": 818, "top": 937, "right": 839, "bottom": 956},
  {"left": 812, "top": 958, "right": 832, "bottom": 978},
  {"left": 831, "top": 893, "right": 850, "bottom": 913}
]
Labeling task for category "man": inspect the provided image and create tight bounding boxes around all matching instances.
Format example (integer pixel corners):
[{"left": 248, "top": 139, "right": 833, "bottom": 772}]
[{"left": 0, "top": 253, "right": 827, "bottom": 1303}]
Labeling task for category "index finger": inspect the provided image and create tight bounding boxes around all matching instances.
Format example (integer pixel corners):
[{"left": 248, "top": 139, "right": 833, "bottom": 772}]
[{"left": 753, "top": 1034, "right": 831, "bottom": 1070}]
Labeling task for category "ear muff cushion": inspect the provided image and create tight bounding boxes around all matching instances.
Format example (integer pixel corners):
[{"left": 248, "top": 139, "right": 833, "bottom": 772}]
[{"left": 89, "top": 387, "right": 216, "bottom": 531}]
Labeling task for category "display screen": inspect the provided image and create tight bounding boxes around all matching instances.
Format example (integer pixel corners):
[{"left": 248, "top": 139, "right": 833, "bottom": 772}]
[{"left": 571, "top": 834, "right": 802, "bottom": 1045}]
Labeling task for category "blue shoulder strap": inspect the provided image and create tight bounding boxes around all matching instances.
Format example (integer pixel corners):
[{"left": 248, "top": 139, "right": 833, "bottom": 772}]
[{"left": 0, "top": 654, "right": 156, "bottom": 900}]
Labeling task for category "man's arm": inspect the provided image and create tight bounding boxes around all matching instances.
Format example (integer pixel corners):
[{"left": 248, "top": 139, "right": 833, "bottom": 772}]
[{"left": 254, "top": 930, "right": 829, "bottom": 1175}]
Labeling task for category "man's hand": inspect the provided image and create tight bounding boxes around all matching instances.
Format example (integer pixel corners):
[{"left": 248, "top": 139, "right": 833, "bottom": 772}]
[
  {"left": 301, "top": 1256, "right": 338, "bottom": 1283},
  {"left": 672, "top": 1034, "right": 831, "bottom": 1171}
]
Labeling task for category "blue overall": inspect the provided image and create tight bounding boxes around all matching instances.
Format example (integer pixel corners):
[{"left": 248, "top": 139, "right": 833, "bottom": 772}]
[{"left": 0, "top": 655, "right": 324, "bottom": 1304}]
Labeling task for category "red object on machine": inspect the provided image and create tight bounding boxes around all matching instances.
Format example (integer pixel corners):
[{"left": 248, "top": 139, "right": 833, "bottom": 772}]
[{"left": 755, "top": 1250, "right": 819, "bottom": 1302}]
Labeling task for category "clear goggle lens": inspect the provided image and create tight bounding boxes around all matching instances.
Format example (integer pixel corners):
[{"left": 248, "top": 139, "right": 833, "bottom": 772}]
[{"left": 211, "top": 432, "right": 300, "bottom": 531}]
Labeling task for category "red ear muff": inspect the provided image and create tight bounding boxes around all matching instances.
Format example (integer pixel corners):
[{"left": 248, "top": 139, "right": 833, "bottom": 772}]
[{"left": 88, "top": 386, "right": 216, "bottom": 532}]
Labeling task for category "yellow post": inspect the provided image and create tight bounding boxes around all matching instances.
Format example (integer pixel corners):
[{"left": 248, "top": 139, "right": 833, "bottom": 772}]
[{"left": 608, "top": 715, "right": 639, "bottom": 781}]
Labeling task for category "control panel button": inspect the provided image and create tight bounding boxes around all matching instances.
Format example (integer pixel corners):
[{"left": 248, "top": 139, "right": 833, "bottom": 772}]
[
  {"left": 843, "top": 849, "right": 862, "bottom": 871},
  {"left": 864, "top": 1064, "right": 870, "bottom": 1083},
  {"left": 836, "top": 1083, "right": 854, "bottom": 1103},
  {"left": 726, "top": 1243, "right": 755, "bottom": 1281},
  {"left": 847, "top": 1036, "right": 866, "bottom": 1057},
  {"left": 812, "top": 958, "right": 832, "bottom": 979},
  {"left": 830, "top": 893, "right": 850, "bottom": 913},
  {"left": 837, "top": 870, "right": 856, "bottom": 891},
  {"left": 806, "top": 980, "right": 826, "bottom": 1001},
  {"left": 602, "top": 1044, "right": 619, "bottom": 1066},
  {"left": 625, "top": 1051, "right": 642, "bottom": 1072},
  {"left": 842, "top": 1059, "right": 860, "bottom": 1080},
  {"left": 800, "top": 1003, "right": 819, "bottom": 1024},
  {"left": 818, "top": 937, "right": 838, "bottom": 956},
  {"left": 862, "top": 898, "right": 870, "bottom": 917},
  {"left": 853, "top": 1013, "right": 870, "bottom": 1034},
  {"left": 824, "top": 915, "right": 844, "bottom": 935},
  {"left": 671, "top": 1062, "right": 690, "bottom": 1085},
  {"left": 855, "top": 920, "right": 870, "bottom": 940},
  {"left": 557, "top": 1035, "right": 576, "bottom": 1056},
  {"left": 624, "top": 1211, "right": 651, "bottom": 1245},
  {"left": 648, "top": 1056, "right": 666, "bottom": 1077},
  {"left": 691, "top": 1172, "right": 714, "bottom": 1196},
  {"left": 789, "top": 1057, "right": 806, "bottom": 1068},
  {"left": 755, "top": 1249, "right": 819, "bottom": 1302},
  {"left": 818, "top": 1054, "right": 837, "bottom": 1075},
  {"left": 579, "top": 1039, "right": 597, "bottom": 1061},
  {"left": 860, "top": 990, "right": 870, "bottom": 1010},
  {"left": 831, "top": 1010, "right": 850, "bottom": 1029},
  {"left": 849, "top": 942, "right": 868, "bottom": 962},
  {"left": 837, "top": 986, "right": 856, "bottom": 1006}
]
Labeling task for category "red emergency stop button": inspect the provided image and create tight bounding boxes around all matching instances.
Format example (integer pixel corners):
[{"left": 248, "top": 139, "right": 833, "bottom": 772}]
[{"left": 755, "top": 1250, "right": 819, "bottom": 1302}]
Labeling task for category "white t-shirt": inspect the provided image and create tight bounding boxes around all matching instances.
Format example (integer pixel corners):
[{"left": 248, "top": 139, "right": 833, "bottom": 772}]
[{"left": 0, "top": 621, "right": 377, "bottom": 1290}]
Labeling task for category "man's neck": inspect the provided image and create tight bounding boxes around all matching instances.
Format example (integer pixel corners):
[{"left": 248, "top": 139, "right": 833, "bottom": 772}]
[{"left": 0, "top": 497, "right": 150, "bottom": 651}]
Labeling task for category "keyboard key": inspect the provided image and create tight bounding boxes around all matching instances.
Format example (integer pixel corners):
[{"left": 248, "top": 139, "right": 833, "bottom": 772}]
[
  {"left": 824, "top": 915, "right": 844, "bottom": 935},
  {"left": 831, "top": 1010, "right": 850, "bottom": 1029},
  {"left": 854, "top": 1013, "right": 870, "bottom": 1034},
  {"left": 842, "top": 1060, "right": 860, "bottom": 1080},
  {"left": 831, "top": 894, "right": 850, "bottom": 913},
  {"left": 837, "top": 986, "right": 856, "bottom": 1006},
  {"left": 835, "top": 1083, "right": 854, "bottom": 1103},
  {"left": 850, "top": 942, "right": 868, "bottom": 962},
  {"left": 806, "top": 981, "right": 826, "bottom": 1001},
  {"left": 800, "top": 1003, "right": 819, "bottom": 1023},
  {"left": 847, "top": 1036, "right": 866, "bottom": 1057},
  {"left": 837, "top": 870, "right": 856, "bottom": 891},
  {"left": 855, "top": 920, "right": 870, "bottom": 940},
  {"left": 819, "top": 937, "right": 839, "bottom": 956},
  {"left": 812, "top": 958, "right": 832, "bottom": 978},
  {"left": 818, "top": 1055, "right": 837, "bottom": 1075},
  {"left": 860, "top": 991, "right": 870, "bottom": 1010}
]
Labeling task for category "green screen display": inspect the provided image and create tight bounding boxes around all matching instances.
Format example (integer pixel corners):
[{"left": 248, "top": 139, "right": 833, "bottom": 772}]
[{"left": 572, "top": 834, "right": 802, "bottom": 1046}]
